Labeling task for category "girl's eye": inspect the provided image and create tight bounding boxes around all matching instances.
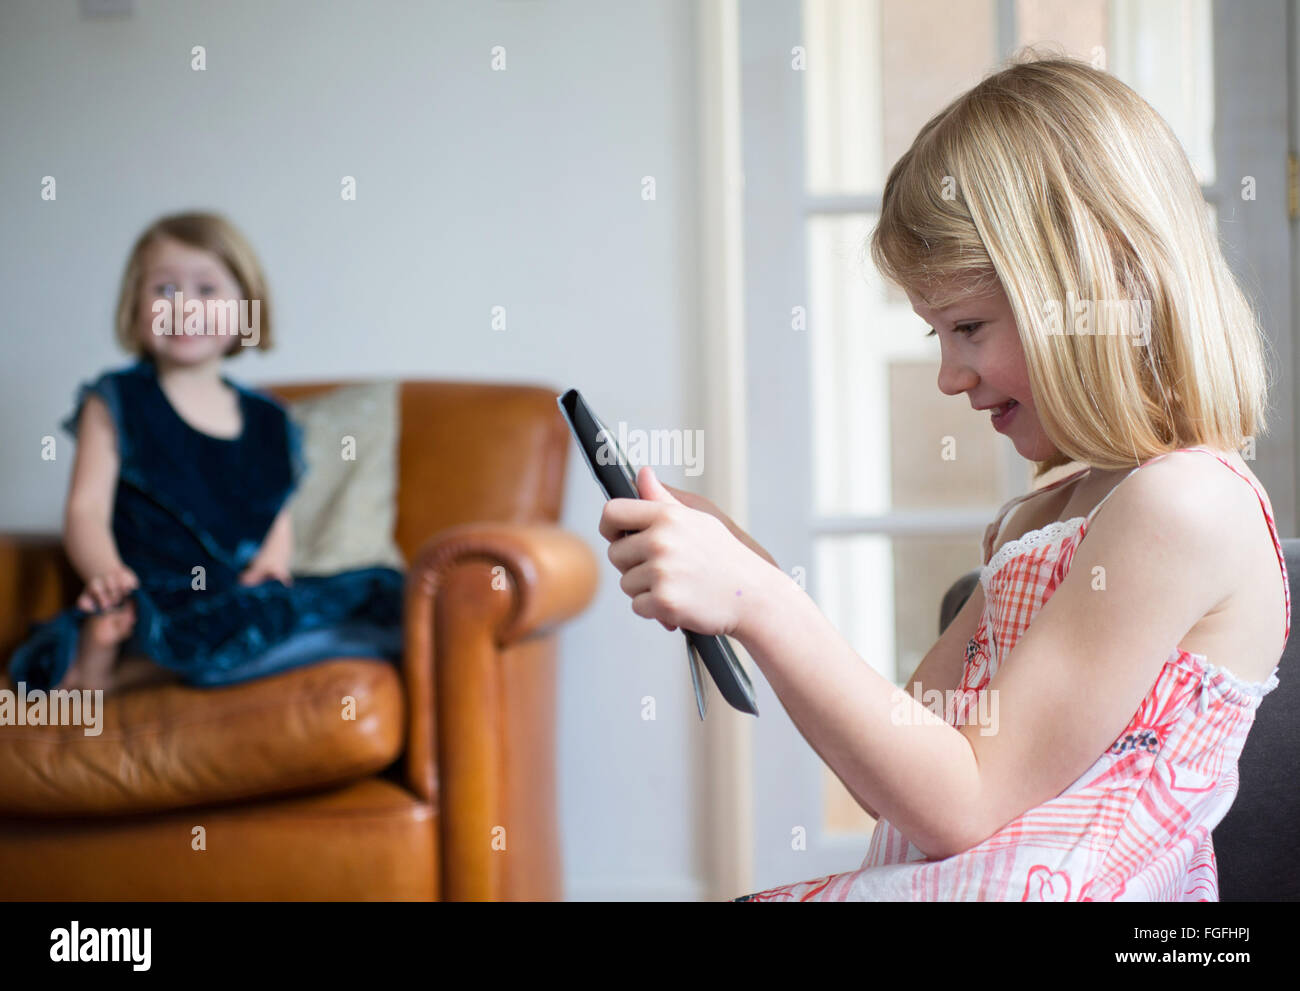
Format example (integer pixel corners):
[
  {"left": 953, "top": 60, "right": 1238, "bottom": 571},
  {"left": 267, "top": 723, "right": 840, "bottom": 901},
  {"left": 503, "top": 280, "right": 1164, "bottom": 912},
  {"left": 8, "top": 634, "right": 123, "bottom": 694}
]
[
  {"left": 927, "top": 322, "right": 982, "bottom": 337},
  {"left": 155, "top": 283, "right": 177, "bottom": 298},
  {"left": 198, "top": 284, "right": 216, "bottom": 295}
]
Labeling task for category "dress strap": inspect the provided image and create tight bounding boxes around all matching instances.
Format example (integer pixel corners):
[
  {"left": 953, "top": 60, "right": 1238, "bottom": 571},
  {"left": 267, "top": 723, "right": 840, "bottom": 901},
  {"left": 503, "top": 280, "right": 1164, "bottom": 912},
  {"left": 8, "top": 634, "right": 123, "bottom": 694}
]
[
  {"left": 983, "top": 466, "right": 1090, "bottom": 565},
  {"left": 1184, "top": 448, "right": 1291, "bottom": 641}
]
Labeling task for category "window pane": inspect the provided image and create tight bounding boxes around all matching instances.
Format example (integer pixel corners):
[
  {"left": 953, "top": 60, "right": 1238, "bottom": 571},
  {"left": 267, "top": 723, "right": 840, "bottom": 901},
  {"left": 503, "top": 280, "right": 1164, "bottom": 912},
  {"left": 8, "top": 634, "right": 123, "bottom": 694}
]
[
  {"left": 1018, "top": 0, "right": 1216, "bottom": 186},
  {"left": 825, "top": 765, "right": 877, "bottom": 834},
  {"left": 803, "top": 0, "right": 884, "bottom": 195},
  {"left": 804, "top": 0, "right": 997, "bottom": 197},
  {"left": 807, "top": 213, "right": 1008, "bottom": 516},
  {"left": 880, "top": 0, "right": 998, "bottom": 176},
  {"left": 1016, "top": 0, "right": 1108, "bottom": 60},
  {"left": 814, "top": 532, "right": 984, "bottom": 683},
  {"left": 816, "top": 531, "right": 984, "bottom": 834}
]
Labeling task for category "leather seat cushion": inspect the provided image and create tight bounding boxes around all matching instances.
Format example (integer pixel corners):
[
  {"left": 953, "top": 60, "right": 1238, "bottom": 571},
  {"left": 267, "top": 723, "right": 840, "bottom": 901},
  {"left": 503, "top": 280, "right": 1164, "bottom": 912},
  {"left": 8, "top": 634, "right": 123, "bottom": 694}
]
[
  {"left": 0, "top": 777, "right": 436, "bottom": 900},
  {"left": 0, "top": 658, "right": 405, "bottom": 816}
]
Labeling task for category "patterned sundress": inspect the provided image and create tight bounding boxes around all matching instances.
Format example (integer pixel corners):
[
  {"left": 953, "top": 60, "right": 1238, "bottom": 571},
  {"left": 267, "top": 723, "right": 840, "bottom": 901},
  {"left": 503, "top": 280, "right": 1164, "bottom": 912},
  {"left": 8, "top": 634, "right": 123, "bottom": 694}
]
[{"left": 736, "top": 445, "right": 1290, "bottom": 901}]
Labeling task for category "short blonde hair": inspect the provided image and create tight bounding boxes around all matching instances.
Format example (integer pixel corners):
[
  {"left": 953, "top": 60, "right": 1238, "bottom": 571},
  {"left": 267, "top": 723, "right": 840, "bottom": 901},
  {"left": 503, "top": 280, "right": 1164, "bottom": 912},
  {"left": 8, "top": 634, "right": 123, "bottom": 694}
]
[
  {"left": 115, "top": 211, "right": 273, "bottom": 358},
  {"left": 870, "top": 48, "right": 1271, "bottom": 478}
]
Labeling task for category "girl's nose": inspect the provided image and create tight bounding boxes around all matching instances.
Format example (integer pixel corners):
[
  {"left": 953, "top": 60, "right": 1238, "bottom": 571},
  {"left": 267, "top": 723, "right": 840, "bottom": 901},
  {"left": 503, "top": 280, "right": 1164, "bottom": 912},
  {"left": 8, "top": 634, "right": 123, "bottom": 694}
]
[{"left": 936, "top": 351, "right": 978, "bottom": 398}]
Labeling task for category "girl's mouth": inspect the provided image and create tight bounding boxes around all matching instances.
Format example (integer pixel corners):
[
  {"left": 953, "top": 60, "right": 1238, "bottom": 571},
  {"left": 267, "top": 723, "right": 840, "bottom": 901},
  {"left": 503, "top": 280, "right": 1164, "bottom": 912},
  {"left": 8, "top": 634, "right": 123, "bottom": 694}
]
[{"left": 991, "top": 399, "right": 1019, "bottom": 431}]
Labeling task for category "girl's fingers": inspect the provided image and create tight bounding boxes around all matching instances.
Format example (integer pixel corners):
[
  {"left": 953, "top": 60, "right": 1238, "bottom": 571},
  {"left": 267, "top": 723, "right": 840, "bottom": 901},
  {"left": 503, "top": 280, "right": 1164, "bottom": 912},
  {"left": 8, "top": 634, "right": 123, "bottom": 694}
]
[
  {"left": 84, "top": 574, "right": 134, "bottom": 611},
  {"left": 615, "top": 557, "right": 681, "bottom": 631},
  {"left": 78, "top": 572, "right": 140, "bottom": 613},
  {"left": 606, "top": 528, "right": 659, "bottom": 573},
  {"left": 618, "top": 560, "right": 657, "bottom": 599},
  {"left": 598, "top": 499, "right": 662, "bottom": 542},
  {"left": 631, "top": 591, "right": 670, "bottom": 624}
]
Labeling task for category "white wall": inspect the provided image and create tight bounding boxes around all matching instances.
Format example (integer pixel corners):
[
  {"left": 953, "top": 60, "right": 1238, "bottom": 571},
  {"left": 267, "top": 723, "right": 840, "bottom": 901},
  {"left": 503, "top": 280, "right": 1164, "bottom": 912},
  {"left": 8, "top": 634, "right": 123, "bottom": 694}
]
[{"left": 0, "top": 0, "right": 710, "bottom": 900}]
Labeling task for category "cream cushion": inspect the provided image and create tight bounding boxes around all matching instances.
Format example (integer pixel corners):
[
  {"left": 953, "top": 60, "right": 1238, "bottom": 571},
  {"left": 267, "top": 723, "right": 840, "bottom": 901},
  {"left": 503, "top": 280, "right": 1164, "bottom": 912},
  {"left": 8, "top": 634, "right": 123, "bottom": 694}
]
[{"left": 283, "top": 381, "right": 405, "bottom": 575}]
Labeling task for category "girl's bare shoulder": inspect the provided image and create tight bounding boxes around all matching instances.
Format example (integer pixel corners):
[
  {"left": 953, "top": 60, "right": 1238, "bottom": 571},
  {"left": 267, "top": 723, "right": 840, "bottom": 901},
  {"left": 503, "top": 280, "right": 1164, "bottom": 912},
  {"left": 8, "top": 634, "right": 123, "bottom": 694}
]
[
  {"left": 1106, "top": 450, "right": 1286, "bottom": 683},
  {"left": 74, "top": 391, "right": 118, "bottom": 448}
]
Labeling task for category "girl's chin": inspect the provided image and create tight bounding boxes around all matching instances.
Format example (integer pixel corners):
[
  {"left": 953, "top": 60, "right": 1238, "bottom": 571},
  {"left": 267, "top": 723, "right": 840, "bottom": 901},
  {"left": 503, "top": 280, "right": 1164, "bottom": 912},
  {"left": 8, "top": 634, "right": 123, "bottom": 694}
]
[
  {"left": 149, "top": 338, "right": 226, "bottom": 361},
  {"left": 1002, "top": 413, "right": 1054, "bottom": 460},
  {"left": 1012, "top": 433, "right": 1057, "bottom": 461}
]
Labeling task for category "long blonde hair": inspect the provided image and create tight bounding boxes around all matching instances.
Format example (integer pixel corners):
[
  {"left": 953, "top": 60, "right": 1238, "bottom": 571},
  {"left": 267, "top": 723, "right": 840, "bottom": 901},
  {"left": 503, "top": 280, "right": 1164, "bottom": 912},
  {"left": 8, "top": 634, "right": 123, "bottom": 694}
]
[{"left": 870, "top": 49, "right": 1270, "bottom": 478}]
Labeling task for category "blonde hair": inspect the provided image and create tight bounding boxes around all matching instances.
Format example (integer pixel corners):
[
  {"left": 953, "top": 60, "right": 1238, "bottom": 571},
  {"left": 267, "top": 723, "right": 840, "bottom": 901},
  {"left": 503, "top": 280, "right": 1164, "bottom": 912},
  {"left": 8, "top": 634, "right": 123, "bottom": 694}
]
[
  {"left": 115, "top": 211, "right": 273, "bottom": 358},
  {"left": 870, "top": 49, "right": 1271, "bottom": 478}
]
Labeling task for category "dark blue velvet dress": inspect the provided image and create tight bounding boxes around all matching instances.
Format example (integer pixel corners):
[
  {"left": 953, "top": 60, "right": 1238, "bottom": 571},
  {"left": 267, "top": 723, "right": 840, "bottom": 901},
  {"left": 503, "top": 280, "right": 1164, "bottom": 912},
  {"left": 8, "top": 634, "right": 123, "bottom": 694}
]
[{"left": 6, "top": 357, "right": 404, "bottom": 691}]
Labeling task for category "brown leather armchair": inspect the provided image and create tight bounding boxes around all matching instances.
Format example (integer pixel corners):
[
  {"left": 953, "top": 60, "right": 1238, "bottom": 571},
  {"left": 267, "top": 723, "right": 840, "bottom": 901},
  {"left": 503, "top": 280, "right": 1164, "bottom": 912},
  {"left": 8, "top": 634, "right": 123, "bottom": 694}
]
[{"left": 0, "top": 380, "right": 598, "bottom": 901}]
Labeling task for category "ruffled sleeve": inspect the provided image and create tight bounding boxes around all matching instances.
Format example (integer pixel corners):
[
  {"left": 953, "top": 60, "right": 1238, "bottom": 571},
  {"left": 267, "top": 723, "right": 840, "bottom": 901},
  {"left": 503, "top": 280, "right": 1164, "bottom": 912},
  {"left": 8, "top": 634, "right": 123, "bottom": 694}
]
[{"left": 60, "top": 370, "right": 129, "bottom": 462}]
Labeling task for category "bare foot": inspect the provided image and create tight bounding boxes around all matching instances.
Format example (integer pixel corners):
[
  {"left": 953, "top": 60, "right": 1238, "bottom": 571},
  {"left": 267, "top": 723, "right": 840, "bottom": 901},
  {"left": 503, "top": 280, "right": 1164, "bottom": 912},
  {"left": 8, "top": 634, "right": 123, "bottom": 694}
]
[{"left": 58, "top": 601, "right": 136, "bottom": 693}]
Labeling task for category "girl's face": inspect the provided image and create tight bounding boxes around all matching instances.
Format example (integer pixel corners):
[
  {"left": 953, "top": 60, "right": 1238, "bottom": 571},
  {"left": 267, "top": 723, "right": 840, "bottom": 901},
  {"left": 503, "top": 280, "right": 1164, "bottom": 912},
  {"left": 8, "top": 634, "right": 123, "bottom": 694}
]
[
  {"left": 134, "top": 235, "right": 244, "bottom": 368},
  {"left": 908, "top": 279, "right": 1059, "bottom": 462}
]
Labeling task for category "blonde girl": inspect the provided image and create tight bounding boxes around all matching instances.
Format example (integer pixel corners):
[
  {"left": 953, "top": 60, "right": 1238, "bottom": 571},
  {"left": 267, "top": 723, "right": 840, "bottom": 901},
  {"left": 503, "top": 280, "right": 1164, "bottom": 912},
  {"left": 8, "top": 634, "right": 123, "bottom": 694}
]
[{"left": 600, "top": 53, "right": 1289, "bottom": 901}]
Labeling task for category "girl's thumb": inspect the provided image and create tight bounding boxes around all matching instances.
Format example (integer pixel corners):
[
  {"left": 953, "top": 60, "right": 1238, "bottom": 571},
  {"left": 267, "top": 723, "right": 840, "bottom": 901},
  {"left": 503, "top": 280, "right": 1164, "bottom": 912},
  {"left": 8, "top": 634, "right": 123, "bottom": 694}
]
[{"left": 638, "top": 465, "right": 679, "bottom": 504}]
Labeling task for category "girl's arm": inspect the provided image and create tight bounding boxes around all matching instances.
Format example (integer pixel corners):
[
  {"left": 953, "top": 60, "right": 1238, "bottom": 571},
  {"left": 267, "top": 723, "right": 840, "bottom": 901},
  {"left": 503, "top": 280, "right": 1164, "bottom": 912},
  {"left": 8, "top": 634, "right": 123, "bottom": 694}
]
[
  {"left": 734, "top": 456, "right": 1234, "bottom": 859},
  {"left": 605, "top": 462, "right": 1235, "bottom": 859},
  {"left": 660, "top": 478, "right": 986, "bottom": 824},
  {"left": 877, "top": 581, "right": 991, "bottom": 821},
  {"left": 791, "top": 579, "right": 989, "bottom": 824},
  {"left": 238, "top": 506, "right": 293, "bottom": 585},
  {"left": 64, "top": 394, "right": 138, "bottom": 607},
  {"left": 739, "top": 566, "right": 980, "bottom": 858}
]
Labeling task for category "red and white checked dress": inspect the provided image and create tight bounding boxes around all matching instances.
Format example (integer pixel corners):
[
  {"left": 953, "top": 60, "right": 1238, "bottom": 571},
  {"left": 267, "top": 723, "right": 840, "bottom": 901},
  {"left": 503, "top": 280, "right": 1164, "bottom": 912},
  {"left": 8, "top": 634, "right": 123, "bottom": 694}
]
[{"left": 737, "top": 445, "right": 1290, "bottom": 901}]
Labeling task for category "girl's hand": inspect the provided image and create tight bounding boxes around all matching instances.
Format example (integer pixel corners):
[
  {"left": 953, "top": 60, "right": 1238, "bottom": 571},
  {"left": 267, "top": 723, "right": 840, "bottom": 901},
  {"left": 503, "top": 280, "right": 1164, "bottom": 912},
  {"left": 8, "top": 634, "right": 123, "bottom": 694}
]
[
  {"left": 77, "top": 565, "right": 139, "bottom": 613},
  {"left": 599, "top": 466, "right": 768, "bottom": 638},
  {"left": 659, "top": 481, "right": 779, "bottom": 570},
  {"left": 238, "top": 556, "right": 293, "bottom": 587}
]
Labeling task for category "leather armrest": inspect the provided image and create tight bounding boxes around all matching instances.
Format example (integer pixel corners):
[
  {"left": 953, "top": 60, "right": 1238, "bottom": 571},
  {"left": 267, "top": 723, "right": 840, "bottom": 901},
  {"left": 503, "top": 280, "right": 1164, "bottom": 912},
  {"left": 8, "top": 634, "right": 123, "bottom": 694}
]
[
  {"left": 0, "top": 533, "right": 79, "bottom": 679},
  {"left": 401, "top": 523, "right": 598, "bottom": 804}
]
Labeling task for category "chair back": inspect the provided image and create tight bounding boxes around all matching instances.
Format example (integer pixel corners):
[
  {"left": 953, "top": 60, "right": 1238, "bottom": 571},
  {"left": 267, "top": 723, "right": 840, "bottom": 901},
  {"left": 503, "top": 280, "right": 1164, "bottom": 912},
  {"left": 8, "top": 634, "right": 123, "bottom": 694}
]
[
  {"left": 1212, "top": 537, "right": 1299, "bottom": 901},
  {"left": 265, "top": 380, "right": 572, "bottom": 563}
]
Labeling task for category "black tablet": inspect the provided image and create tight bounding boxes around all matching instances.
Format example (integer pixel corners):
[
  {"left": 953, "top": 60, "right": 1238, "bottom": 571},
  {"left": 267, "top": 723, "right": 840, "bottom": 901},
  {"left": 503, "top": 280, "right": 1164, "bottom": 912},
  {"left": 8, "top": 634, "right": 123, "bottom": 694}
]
[{"left": 557, "top": 388, "right": 759, "bottom": 718}]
